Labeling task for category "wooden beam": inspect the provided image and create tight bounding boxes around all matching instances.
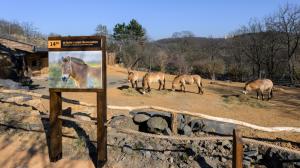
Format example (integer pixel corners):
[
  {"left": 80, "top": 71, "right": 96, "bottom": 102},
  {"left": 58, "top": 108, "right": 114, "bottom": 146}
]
[
  {"left": 49, "top": 90, "right": 62, "bottom": 162},
  {"left": 233, "top": 129, "right": 243, "bottom": 168}
]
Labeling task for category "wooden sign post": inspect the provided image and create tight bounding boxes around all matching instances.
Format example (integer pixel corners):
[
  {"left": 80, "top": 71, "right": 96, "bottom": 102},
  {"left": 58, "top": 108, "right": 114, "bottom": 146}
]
[
  {"left": 233, "top": 129, "right": 243, "bottom": 168},
  {"left": 48, "top": 36, "right": 107, "bottom": 167}
]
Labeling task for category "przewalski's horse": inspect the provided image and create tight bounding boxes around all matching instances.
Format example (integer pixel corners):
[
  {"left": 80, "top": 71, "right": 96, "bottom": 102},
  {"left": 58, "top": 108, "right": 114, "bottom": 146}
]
[
  {"left": 142, "top": 72, "right": 166, "bottom": 94},
  {"left": 242, "top": 79, "right": 273, "bottom": 100},
  {"left": 61, "top": 56, "right": 101, "bottom": 88},
  {"left": 127, "top": 57, "right": 141, "bottom": 89},
  {"left": 172, "top": 74, "right": 204, "bottom": 94},
  {"left": 127, "top": 69, "right": 139, "bottom": 88}
]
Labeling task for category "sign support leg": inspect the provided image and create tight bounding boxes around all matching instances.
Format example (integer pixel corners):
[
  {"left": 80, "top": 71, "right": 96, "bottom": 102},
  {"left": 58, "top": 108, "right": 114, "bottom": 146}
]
[{"left": 49, "top": 89, "right": 62, "bottom": 162}]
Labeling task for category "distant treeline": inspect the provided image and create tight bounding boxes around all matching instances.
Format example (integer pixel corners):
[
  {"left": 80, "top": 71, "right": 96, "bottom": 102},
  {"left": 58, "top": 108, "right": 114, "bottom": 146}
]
[
  {"left": 1, "top": 3, "right": 300, "bottom": 84},
  {"left": 102, "top": 3, "right": 300, "bottom": 84}
]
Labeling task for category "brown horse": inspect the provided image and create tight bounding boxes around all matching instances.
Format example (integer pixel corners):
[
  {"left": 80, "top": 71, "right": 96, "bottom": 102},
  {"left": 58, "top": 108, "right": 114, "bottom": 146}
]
[
  {"left": 172, "top": 74, "right": 204, "bottom": 94},
  {"left": 127, "top": 69, "right": 139, "bottom": 88},
  {"left": 61, "top": 56, "right": 101, "bottom": 88},
  {"left": 243, "top": 79, "right": 273, "bottom": 100},
  {"left": 127, "top": 57, "right": 141, "bottom": 88},
  {"left": 142, "top": 72, "right": 165, "bottom": 94}
]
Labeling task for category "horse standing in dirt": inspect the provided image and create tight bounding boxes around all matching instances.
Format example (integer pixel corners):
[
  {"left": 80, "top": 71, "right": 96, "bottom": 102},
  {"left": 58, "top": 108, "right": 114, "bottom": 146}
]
[
  {"left": 242, "top": 79, "right": 273, "bottom": 100},
  {"left": 127, "top": 70, "right": 139, "bottom": 88},
  {"left": 142, "top": 72, "right": 166, "bottom": 94},
  {"left": 172, "top": 74, "right": 204, "bottom": 94},
  {"left": 61, "top": 56, "right": 101, "bottom": 88},
  {"left": 127, "top": 57, "right": 141, "bottom": 89}
]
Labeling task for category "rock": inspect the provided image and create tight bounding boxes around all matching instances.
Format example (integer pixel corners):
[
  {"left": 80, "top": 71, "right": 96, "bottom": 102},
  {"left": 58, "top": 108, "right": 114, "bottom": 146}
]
[
  {"left": 256, "top": 154, "right": 263, "bottom": 161},
  {"left": 26, "top": 99, "right": 43, "bottom": 111},
  {"left": 110, "top": 115, "right": 139, "bottom": 131},
  {"left": 222, "top": 140, "right": 231, "bottom": 149},
  {"left": 200, "top": 119, "right": 236, "bottom": 135},
  {"left": 164, "top": 127, "right": 172, "bottom": 136},
  {"left": 133, "top": 113, "right": 150, "bottom": 123},
  {"left": 221, "top": 157, "right": 227, "bottom": 162},
  {"left": 147, "top": 117, "right": 168, "bottom": 133},
  {"left": 157, "top": 153, "right": 166, "bottom": 160},
  {"left": 0, "top": 79, "right": 29, "bottom": 90},
  {"left": 243, "top": 160, "right": 251, "bottom": 168},
  {"left": 168, "top": 157, "right": 174, "bottom": 163},
  {"left": 189, "top": 119, "right": 204, "bottom": 132},
  {"left": 244, "top": 156, "right": 252, "bottom": 162},
  {"left": 122, "top": 145, "right": 133, "bottom": 155},
  {"left": 244, "top": 150, "right": 258, "bottom": 157},
  {"left": 164, "top": 151, "right": 171, "bottom": 155},
  {"left": 30, "top": 110, "right": 40, "bottom": 115},
  {"left": 142, "top": 150, "right": 151, "bottom": 158},
  {"left": 5, "top": 96, "right": 32, "bottom": 103},
  {"left": 183, "top": 125, "right": 192, "bottom": 136}
]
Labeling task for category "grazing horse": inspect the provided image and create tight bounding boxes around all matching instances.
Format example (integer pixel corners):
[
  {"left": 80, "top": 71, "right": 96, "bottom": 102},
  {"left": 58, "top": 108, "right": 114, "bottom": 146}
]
[
  {"left": 127, "top": 69, "right": 139, "bottom": 88},
  {"left": 242, "top": 79, "right": 273, "bottom": 100},
  {"left": 172, "top": 74, "right": 204, "bottom": 94},
  {"left": 61, "top": 56, "right": 101, "bottom": 88},
  {"left": 142, "top": 72, "right": 165, "bottom": 94}
]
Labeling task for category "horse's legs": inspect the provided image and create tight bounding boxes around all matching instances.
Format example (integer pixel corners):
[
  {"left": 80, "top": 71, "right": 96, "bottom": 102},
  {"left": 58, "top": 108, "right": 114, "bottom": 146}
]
[
  {"left": 163, "top": 78, "right": 166, "bottom": 90},
  {"left": 131, "top": 81, "right": 135, "bottom": 88},
  {"left": 256, "top": 91, "right": 259, "bottom": 99},
  {"left": 158, "top": 80, "right": 162, "bottom": 90},
  {"left": 261, "top": 91, "right": 264, "bottom": 101},
  {"left": 183, "top": 84, "right": 186, "bottom": 92},
  {"left": 147, "top": 82, "right": 151, "bottom": 92},
  {"left": 180, "top": 84, "right": 183, "bottom": 92},
  {"left": 135, "top": 80, "right": 138, "bottom": 88}
]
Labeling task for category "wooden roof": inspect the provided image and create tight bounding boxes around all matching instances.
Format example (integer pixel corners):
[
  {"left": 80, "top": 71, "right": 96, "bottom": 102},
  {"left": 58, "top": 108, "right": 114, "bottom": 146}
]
[{"left": 0, "top": 37, "right": 35, "bottom": 53}]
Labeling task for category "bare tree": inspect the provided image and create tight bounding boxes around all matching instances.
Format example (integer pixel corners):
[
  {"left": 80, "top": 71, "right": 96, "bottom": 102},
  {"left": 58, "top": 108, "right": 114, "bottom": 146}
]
[{"left": 266, "top": 3, "right": 300, "bottom": 83}]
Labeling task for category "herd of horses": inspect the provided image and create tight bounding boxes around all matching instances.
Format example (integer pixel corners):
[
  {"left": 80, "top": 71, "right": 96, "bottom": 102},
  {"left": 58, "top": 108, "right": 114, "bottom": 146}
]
[
  {"left": 127, "top": 69, "right": 274, "bottom": 101},
  {"left": 59, "top": 56, "right": 274, "bottom": 101}
]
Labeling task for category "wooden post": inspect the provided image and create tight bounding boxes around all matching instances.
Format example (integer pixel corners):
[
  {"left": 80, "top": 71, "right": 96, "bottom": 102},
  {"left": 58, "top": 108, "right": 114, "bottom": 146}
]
[
  {"left": 97, "top": 91, "right": 107, "bottom": 167},
  {"left": 49, "top": 89, "right": 62, "bottom": 162},
  {"left": 97, "top": 36, "right": 107, "bottom": 167},
  {"left": 171, "top": 113, "right": 177, "bottom": 134},
  {"left": 233, "top": 129, "right": 243, "bottom": 168}
]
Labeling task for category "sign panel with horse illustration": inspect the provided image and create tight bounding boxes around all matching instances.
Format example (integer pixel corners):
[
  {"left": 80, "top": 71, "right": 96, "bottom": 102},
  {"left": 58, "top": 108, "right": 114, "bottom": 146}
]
[
  {"left": 48, "top": 37, "right": 102, "bottom": 89},
  {"left": 48, "top": 36, "right": 107, "bottom": 167},
  {"left": 49, "top": 51, "right": 102, "bottom": 88}
]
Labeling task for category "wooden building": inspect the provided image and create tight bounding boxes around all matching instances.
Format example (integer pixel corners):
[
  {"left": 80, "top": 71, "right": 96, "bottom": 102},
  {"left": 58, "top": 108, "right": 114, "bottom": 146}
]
[{"left": 0, "top": 36, "right": 48, "bottom": 79}]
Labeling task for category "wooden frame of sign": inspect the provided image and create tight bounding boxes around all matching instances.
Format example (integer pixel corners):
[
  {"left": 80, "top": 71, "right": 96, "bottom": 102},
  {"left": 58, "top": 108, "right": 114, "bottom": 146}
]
[{"left": 48, "top": 36, "right": 107, "bottom": 167}]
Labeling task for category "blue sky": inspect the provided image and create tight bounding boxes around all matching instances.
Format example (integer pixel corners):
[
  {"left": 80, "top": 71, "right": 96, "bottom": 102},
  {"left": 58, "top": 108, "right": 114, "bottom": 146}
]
[{"left": 1, "top": 0, "right": 299, "bottom": 40}]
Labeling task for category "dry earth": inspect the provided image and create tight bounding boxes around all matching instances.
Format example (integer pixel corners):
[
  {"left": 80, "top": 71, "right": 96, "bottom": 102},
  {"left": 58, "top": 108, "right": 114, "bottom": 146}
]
[{"left": 0, "top": 65, "right": 299, "bottom": 167}]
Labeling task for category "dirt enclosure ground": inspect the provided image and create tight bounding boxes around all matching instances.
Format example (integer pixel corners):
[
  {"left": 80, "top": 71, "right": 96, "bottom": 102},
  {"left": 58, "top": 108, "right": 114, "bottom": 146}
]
[
  {"left": 37, "top": 65, "right": 300, "bottom": 143},
  {"left": 50, "top": 65, "right": 300, "bottom": 127},
  {"left": 0, "top": 65, "right": 300, "bottom": 167}
]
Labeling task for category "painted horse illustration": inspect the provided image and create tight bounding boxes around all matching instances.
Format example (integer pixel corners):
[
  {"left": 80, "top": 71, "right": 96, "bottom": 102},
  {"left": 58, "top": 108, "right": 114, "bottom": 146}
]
[
  {"left": 142, "top": 72, "right": 166, "bottom": 94},
  {"left": 243, "top": 79, "right": 273, "bottom": 100},
  {"left": 172, "top": 74, "right": 204, "bottom": 94},
  {"left": 61, "top": 56, "right": 101, "bottom": 88}
]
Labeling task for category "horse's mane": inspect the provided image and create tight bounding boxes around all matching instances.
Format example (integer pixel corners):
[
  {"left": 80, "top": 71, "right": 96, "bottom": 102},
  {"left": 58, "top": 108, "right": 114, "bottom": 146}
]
[{"left": 70, "top": 57, "right": 87, "bottom": 65}]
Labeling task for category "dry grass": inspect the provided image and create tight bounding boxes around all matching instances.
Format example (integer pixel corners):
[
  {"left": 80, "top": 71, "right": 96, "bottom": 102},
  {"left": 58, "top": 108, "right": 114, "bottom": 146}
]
[{"left": 223, "top": 94, "right": 269, "bottom": 108}]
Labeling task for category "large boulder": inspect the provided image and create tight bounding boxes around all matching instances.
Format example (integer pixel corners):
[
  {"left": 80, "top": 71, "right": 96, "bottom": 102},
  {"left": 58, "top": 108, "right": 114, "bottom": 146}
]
[
  {"left": 147, "top": 117, "right": 168, "bottom": 133},
  {"left": 189, "top": 119, "right": 236, "bottom": 135},
  {"left": 133, "top": 113, "right": 151, "bottom": 123},
  {"left": 110, "top": 115, "right": 139, "bottom": 131}
]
